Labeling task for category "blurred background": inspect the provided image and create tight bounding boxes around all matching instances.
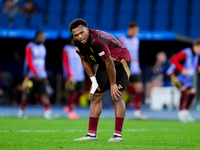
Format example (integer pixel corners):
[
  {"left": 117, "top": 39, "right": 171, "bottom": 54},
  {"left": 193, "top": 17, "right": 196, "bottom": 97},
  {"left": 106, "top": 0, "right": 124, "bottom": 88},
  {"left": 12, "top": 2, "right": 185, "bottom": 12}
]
[{"left": 0, "top": 0, "right": 200, "bottom": 114}]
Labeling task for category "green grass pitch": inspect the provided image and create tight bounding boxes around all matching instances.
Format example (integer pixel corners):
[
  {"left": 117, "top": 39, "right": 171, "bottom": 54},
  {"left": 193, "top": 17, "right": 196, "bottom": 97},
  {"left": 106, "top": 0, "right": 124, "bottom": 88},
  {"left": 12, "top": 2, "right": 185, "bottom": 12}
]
[{"left": 0, "top": 118, "right": 200, "bottom": 150}]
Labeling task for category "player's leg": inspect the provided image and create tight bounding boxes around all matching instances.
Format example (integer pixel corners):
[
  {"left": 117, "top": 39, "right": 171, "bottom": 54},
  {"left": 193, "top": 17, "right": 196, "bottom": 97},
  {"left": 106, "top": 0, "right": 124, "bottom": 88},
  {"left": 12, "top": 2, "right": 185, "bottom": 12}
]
[
  {"left": 73, "top": 92, "right": 105, "bottom": 141},
  {"left": 36, "top": 79, "right": 55, "bottom": 119},
  {"left": 170, "top": 75, "right": 189, "bottom": 122},
  {"left": 18, "top": 77, "right": 33, "bottom": 118},
  {"left": 132, "top": 81, "right": 148, "bottom": 120},
  {"left": 18, "top": 92, "right": 29, "bottom": 118},
  {"left": 73, "top": 65, "right": 108, "bottom": 141},
  {"left": 64, "top": 82, "right": 83, "bottom": 119},
  {"left": 108, "top": 60, "right": 130, "bottom": 142},
  {"left": 177, "top": 86, "right": 188, "bottom": 122},
  {"left": 184, "top": 88, "right": 196, "bottom": 122}
]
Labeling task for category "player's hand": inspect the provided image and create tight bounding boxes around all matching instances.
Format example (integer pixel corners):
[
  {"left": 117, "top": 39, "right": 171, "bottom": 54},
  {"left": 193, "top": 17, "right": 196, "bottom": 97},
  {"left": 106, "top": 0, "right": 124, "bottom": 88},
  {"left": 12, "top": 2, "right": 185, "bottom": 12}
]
[
  {"left": 35, "top": 74, "right": 41, "bottom": 81},
  {"left": 65, "top": 78, "right": 76, "bottom": 90},
  {"left": 197, "top": 66, "right": 200, "bottom": 73},
  {"left": 110, "top": 84, "right": 122, "bottom": 101},
  {"left": 90, "top": 86, "right": 101, "bottom": 100},
  {"left": 181, "top": 69, "right": 190, "bottom": 76}
]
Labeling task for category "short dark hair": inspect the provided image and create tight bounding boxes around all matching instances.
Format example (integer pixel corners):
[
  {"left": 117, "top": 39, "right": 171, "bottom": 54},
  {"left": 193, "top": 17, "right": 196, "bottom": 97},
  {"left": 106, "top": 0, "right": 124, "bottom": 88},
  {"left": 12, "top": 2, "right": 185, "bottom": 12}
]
[
  {"left": 193, "top": 38, "right": 200, "bottom": 46},
  {"left": 128, "top": 21, "right": 138, "bottom": 28},
  {"left": 34, "top": 30, "right": 44, "bottom": 39},
  {"left": 69, "top": 18, "right": 88, "bottom": 32}
]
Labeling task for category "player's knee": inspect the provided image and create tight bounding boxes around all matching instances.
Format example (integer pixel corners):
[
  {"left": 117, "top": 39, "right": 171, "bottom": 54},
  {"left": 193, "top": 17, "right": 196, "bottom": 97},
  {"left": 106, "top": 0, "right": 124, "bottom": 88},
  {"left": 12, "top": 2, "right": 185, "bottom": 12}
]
[
  {"left": 179, "top": 86, "right": 186, "bottom": 91},
  {"left": 91, "top": 93, "right": 102, "bottom": 103},
  {"left": 188, "top": 88, "right": 196, "bottom": 94}
]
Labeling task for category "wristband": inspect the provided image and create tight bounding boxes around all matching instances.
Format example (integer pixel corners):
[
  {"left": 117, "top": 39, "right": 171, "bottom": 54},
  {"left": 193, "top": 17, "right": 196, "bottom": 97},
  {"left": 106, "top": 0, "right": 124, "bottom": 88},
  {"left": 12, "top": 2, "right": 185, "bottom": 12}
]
[{"left": 90, "top": 76, "right": 98, "bottom": 94}]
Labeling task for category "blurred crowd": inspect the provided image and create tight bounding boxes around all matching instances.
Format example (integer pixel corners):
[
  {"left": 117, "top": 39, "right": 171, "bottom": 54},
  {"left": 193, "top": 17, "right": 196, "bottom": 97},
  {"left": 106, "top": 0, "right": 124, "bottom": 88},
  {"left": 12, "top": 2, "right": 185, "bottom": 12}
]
[{"left": 2, "top": 0, "right": 38, "bottom": 27}]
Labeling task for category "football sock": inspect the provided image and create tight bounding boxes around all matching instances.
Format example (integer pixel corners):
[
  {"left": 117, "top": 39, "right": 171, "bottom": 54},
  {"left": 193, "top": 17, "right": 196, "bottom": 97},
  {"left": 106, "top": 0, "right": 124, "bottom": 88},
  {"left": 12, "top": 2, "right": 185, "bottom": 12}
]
[
  {"left": 20, "top": 102, "right": 27, "bottom": 111},
  {"left": 135, "top": 93, "right": 142, "bottom": 110},
  {"left": 185, "top": 93, "right": 196, "bottom": 110},
  {"left": 114, "top": 117, "right": 124, "bottom": 135},
  {"left": 43, "top": 103, "right": 51, "bottom": 111},
  {"left": 88, "top": 117, "right": 99, "bottom": 135},
  {"left": 179, "top": 90, "right": 187, "bottom": 111}
]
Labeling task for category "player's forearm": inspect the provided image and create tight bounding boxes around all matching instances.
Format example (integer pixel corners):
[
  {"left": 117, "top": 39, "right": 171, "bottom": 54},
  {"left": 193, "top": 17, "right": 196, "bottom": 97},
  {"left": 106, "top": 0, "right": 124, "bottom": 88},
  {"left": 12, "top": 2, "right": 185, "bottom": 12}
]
[
  {"left": 104, "top": 57, "right": 116, "bottom": 85},
  {"left": 81, "top": 59, "right": 94, "bottom": 77}
]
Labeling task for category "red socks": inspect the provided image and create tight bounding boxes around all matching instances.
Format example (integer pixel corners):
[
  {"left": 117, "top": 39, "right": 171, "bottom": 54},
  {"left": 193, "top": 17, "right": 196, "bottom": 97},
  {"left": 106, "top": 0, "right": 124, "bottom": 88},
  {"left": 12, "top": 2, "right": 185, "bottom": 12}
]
[
  {"left": 88, "top": 117, "right": 124, "bottom": 135},
  {"left": 88, "top": 117, "right": 99, "bottom": 134},
  {"left": 114, "top": 117, "right": 124, "bottom": 135},
  {"left": 20, "top": 102, "right": 27, "bottom": 111},
  {"left": 43, "top": 103, "right": 51, "bottom": 111},
  {"left": 179, "top": 90, "right": 187, "bottom": 111},
  {"left": 135, "top": 93, "right": 142, "bottom": 110},
  {"left": 185, "top": 93, "right": 196, "bottom": 110}
]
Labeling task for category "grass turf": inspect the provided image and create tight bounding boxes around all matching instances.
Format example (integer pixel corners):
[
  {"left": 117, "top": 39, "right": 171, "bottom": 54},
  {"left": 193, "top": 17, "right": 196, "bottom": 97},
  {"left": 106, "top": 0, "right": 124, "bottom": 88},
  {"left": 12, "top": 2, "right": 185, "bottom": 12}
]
[{"left": 0, "top": 118, "right": 199, "bottom": 150}]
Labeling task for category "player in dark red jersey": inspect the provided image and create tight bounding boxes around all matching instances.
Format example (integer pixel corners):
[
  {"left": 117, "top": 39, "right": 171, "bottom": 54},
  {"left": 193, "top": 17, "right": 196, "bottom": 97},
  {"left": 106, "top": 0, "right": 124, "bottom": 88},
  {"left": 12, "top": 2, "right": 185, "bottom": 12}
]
[
  {"left": 167, "top": 39, "right": 200, "bottom": 122},
  {"left": 70, "top": 19, "right": 131, "bottom": 142}
]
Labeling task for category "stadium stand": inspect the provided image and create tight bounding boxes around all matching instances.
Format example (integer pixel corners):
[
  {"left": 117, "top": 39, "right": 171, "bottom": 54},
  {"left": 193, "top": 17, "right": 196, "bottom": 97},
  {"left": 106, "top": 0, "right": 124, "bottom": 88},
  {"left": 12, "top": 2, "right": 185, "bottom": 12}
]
[
  {"left": 190, "top": 0, "right": 200, "bottom": 39},
  {"left": 0, "top": 0, "right": 200, "bottom": 39},
  {"left": 118, "top": 0, "right": 134, "bottom": 30},
  {"left": 153, "top": 0, "right": 170, "bottom": 31},
  {"left": 64, "top": 0, "right": 81, "bottom": 29},
  {"left": 136, "top": 0, "right": 151, "bottom": 30},
  {"left": 172, "top": 0, "right": 187, "bottom": 35}
]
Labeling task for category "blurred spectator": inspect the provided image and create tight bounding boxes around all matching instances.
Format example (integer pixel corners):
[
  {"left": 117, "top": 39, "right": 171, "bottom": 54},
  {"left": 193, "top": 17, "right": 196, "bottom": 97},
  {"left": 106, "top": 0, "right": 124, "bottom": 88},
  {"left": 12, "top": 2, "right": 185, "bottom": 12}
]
[
  {"left": 119, "top": 22, "right": 148, "bottom": 120},
  {"left": 3, "top": 0, "right": 20, "bottom": 27},
  {"left": 62, "top": 35, "right": 86, "bottom": 119},
  {"left": 145, "top": 51, "right": 171, "bottom": 103},
  {"left": 20, "top": 0, "right": 38, "bottom": 19}
]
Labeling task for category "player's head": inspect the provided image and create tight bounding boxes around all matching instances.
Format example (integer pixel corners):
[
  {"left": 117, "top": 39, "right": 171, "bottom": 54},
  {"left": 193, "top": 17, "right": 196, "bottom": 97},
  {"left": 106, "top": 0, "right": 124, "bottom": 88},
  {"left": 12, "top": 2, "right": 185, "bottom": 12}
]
[
  {"left": 156, "top": 51, "right": 167, "bottom": 64},
  {"left": 34, "top": 30, "right": 46, "bottom": 44},
  {"left": 69, "top": 18, "right": 89, "bottom": 44},
  {"left": 127, "top": 22, "right": 139, "bottom": 37},
  {"left": 193, "top": 38, "right": 200, "bottom": 55}
]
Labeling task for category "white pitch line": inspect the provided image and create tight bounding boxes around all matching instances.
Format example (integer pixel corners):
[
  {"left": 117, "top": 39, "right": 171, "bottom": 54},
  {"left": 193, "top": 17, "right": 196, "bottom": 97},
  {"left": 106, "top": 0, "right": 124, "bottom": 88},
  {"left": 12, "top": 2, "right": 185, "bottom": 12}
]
[{"left": 0, "top": 129, "right": 180, "bottom": 133}]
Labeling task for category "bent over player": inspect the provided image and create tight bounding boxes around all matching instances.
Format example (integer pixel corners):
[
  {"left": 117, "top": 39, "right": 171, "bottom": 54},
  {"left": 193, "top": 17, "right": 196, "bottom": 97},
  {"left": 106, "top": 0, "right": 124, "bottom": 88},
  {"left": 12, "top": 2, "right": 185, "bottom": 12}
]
[
  {"left": 70, "top": 19, "right": 131, "bottom": 141},
  {"left": 167, "top": 39, "right": 200, "bottom": 122}
]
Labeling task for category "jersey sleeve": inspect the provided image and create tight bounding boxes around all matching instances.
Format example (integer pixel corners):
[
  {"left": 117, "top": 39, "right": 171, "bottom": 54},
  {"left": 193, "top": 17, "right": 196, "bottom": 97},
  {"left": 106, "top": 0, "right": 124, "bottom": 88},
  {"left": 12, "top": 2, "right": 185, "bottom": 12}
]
[
  {"left": 75, "top": 46, "right": 85, "bottom": 56},
  {"left": 25, "top": 45, "right": 37, "bottom": 74},
  {"left": 62, "top": 50, "right": 74, "bottom": 79},
  {"left": 95, "top": 37, "right": 111, "bottom": 59},
  {"left": 169, "top": 51, "right": 186, "bottom": 72}
]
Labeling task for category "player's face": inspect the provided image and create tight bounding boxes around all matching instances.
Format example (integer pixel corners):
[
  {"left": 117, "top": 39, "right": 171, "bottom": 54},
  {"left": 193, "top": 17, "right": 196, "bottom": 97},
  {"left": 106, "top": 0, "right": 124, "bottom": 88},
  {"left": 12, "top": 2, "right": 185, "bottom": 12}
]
[
  {"left": 36, "top": 33, "right": 46, "bottom": 44},
  {"left": 128, "top": 27, "right": 139, "bottom": 37},
  {"left": 156, "top": 52, "right": 167, "bottom": 64},
  {"left": 193, "top": 45, "right": 200, "bottom": 55},
  {"left": 72, "top": 25, "right": 89, "bottom": 44}
]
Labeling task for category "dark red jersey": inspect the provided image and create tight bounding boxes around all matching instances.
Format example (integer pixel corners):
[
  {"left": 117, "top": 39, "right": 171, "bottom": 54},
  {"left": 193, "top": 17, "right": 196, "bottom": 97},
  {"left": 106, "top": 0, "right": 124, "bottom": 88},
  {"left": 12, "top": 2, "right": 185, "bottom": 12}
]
[{"left": 74, "top": 29, "right": 131, "bottom": 66}]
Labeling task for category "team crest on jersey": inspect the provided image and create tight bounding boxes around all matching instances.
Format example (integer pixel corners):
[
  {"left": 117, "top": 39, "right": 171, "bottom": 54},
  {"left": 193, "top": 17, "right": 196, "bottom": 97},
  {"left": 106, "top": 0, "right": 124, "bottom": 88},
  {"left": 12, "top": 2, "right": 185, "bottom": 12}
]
[
  {"left": 99, "top": 51, "right": 105, "bottom": 56},
  {"left": 75, "top": 47, "right": 80, "bottom": 51},
  {"left": 90, "top": 47, "right": 94, "bottom": 53}
]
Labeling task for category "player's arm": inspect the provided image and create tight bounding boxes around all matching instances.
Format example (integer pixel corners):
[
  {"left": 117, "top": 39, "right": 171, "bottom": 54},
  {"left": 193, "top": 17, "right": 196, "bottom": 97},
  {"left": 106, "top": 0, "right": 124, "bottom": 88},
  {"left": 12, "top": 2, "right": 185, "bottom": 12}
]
[
  {"left": 170, "top": 51, "right": 189, "bottom": 75},
  {"left": 102, "top": 56, "right": 121, "bottom": 100},
  {"left": 25, "top": 45, "right": 40, "bottom": 80},
  {"left": 79, "top": 54, "right": 100, "bottom": 98},
  {"left": 62, "top": 50, "right": 74, "bottom": 79},
  {"left": 95, "top": 37, "right": 121, "bottom": 100},
  {"left": 79, "top": 55, "right": 94, "bottom": 77}
]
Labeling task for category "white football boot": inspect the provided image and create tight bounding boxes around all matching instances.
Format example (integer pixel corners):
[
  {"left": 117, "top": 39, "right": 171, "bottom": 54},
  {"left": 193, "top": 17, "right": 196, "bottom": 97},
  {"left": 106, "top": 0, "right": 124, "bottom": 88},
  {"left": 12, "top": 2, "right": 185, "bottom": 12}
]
[{"left": 73, "top": 134, "right": 97, "bottom": 141}]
